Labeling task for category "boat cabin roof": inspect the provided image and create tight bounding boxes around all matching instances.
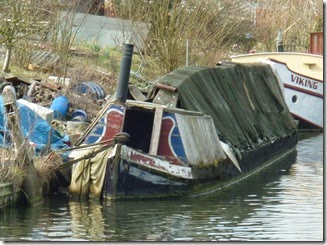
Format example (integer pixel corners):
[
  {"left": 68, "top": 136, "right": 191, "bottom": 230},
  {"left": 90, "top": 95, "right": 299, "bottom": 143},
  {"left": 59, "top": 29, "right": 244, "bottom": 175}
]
[{"left": 144, "top": 62, "right": 297, "bottom": 150}]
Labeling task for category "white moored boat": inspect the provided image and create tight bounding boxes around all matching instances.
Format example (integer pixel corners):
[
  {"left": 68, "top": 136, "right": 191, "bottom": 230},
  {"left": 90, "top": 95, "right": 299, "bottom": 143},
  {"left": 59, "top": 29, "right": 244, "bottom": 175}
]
[{"left": 230, "top": 52, "right": 323, "bottom": 130}]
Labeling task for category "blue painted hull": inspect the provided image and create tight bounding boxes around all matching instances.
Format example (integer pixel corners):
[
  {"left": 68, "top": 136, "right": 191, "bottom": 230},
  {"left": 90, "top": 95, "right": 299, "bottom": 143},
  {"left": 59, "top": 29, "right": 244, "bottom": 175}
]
[{"left": 102, "top": 133, "right": 297, "bottom": 199}]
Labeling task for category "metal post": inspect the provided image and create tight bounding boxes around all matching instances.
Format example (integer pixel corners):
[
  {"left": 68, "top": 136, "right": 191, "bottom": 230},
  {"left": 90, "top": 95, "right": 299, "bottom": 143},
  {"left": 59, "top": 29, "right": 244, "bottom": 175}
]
[
  {"left": 116, "top": 44, "right": 134, "bottom": 103},
  {"left": 186, "top": 39, "right": 189, "bottom": 66},
  {"left": 277, "top": 29, "right": 284, "bottom": 52}
]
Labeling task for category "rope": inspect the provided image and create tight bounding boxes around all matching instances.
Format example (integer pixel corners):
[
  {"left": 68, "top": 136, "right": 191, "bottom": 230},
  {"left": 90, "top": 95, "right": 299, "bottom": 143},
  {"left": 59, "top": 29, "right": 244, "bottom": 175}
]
[
  {"left": 40, "top": 143, "right": 114, "bottom": 176},
  {"left": 41, "top": 132, "right": 130, "bottom": 175},
  {"left": 52, "top": 138, "right": 114, "bottom": 153}
]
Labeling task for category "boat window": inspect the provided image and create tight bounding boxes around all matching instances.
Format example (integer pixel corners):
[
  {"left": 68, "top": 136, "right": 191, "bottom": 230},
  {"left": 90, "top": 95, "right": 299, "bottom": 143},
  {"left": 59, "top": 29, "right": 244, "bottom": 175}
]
[
  {"left": 122, "top": 107, "right": 154, "bottom": 153},
  {"left": 292, "top": 95, "right": 297, "bottom": 103}
]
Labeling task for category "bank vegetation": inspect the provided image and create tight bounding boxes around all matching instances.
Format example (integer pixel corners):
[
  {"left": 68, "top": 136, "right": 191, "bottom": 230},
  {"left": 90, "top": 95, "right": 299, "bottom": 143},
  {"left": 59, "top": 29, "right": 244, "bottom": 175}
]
[
  {"left": 0, "top": 0, "right": 323, "bottom": 196},
  {"left": 0, "top": 0, "right": 323, "bottom": 89}
]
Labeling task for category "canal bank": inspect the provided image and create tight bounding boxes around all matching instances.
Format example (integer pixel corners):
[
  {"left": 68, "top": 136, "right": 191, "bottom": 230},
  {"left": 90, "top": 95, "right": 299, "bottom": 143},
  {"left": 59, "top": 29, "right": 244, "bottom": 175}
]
[{"left": 0, "top": 183, "right": 21, "bottom": 209}]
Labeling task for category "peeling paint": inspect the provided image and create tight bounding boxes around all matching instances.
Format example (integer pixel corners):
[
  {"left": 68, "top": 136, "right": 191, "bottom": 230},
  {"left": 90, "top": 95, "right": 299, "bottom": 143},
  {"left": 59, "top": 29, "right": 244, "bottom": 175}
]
[{"left": 121, "top": 145, "right": 193, "bottom": 179}]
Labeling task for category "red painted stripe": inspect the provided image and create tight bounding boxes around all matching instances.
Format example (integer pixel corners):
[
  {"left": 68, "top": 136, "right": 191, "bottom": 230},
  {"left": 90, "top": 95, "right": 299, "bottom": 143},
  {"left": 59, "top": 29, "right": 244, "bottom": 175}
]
[
  {"left": 284, "top": 84, "right": 323, "bottom": 98},
  {"left": 269, "top": 58, "right": 323, "bottom": 83}
]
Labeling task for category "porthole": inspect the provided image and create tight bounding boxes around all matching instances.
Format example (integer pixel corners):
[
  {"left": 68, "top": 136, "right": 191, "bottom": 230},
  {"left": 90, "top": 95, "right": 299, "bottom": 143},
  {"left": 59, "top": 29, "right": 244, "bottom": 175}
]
[{"left": 292, "top": 95, "right": 297, "bottom": 103}]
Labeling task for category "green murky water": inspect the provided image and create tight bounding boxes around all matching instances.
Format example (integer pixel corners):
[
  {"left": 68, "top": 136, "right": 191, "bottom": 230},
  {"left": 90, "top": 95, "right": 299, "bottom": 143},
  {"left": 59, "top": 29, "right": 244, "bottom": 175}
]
[{"left": 0, "top": 133, "right": 323, "bottom": 241}]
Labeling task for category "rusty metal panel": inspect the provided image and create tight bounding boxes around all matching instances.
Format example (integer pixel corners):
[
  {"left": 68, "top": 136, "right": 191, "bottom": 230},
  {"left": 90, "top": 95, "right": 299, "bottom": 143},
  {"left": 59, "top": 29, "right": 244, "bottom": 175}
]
[
  {"left": 309, "top": 32, "right": 323, "bottom": 55},
  {"left": 175, "top": 113, "right": 226, "bottom": 165}
]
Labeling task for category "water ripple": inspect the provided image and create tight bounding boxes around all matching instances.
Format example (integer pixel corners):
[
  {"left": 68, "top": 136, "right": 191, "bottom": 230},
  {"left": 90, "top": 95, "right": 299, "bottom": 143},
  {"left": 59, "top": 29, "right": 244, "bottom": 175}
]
[{"left": 0, "top": 133, "right": 323, "bottom": 241}]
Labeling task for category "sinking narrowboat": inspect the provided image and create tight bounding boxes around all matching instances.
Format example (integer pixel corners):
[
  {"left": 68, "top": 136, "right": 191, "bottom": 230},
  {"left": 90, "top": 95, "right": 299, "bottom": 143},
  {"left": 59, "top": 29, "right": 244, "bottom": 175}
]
[{"left": 69, "top": 44, "right": 298, "bottom": 200}]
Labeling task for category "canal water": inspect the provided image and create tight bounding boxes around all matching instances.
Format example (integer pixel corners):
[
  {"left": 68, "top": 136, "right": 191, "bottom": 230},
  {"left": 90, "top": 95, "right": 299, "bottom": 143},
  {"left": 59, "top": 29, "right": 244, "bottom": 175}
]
[{"left": 0, "top": 133, "right": 323, "bottom": 242}]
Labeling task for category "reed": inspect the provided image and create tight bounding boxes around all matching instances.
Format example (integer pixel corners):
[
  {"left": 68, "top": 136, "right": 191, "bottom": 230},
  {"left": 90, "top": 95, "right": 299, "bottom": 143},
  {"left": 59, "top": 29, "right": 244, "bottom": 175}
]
[
  {"left": 0, "top": 149, "right": 25, "bottom": 189},
  {"left": 0, "top": 147, "right": 64, "bottom": 194}
]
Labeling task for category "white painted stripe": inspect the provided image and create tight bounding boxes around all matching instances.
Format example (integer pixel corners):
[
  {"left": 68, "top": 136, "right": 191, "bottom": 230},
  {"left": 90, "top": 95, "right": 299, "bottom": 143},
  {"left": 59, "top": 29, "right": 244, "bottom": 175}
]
[{"left": 121, "top": 146, "right": 194, "bottom": 179}]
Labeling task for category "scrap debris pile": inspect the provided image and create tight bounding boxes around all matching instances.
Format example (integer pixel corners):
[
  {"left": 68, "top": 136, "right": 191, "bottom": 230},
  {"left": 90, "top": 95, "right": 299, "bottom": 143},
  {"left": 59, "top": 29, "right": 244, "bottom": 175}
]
[{"left": 0, "top": 75, "right": 110, "bottom": 147}]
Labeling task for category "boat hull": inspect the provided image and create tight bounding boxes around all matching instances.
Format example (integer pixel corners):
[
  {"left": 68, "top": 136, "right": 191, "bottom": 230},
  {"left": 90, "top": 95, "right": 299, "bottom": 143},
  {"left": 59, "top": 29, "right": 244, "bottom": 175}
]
[
  {"left": 230, "top": 53, "right": 323, "bottom": 130},
  {"left": 268, "top": 58, "right": 323, "bottom": 129},
  {"left": 102, "top": 133, "right": 297, "bottom": 200},
  {"left": 69, "top": 59, "right": 299, "bottom": 201}
]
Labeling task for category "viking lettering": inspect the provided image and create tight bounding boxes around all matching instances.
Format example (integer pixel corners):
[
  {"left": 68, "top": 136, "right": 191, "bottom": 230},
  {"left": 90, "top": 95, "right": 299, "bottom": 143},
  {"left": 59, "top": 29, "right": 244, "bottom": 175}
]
[
  {"left": 291, "top": 74, "right": 318, "bottom": 90},
  {"left": 313, "top": 82, "right": 318, "bottom": 89}
]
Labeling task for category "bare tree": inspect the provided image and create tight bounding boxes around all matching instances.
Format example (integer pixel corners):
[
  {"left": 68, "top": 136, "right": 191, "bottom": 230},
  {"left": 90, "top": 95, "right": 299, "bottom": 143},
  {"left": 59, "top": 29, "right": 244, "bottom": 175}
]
[
  {"left": 46, "top": 0, "right": 106, "bottom": 81},
  {"left": 0, "top": 0, "right": 103, "bottom": 75},
  {"left": 113, "top": 0, "right": 251, "bottom": 79},
  {"left": 0, "top": 0, "right": 53, "bottom": 72},
  {"left": 248, "top": 0, "right": 323, "bottom": 52},
  {"left": 1, "top": 0, "right": 321, "bottom": 79}
]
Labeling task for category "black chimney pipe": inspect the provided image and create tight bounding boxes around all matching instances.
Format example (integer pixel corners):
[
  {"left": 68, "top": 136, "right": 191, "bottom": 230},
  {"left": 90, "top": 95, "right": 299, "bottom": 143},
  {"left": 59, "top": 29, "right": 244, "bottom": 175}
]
[{"left": 115, "top": 44, "right": 134, "bottom": 103}]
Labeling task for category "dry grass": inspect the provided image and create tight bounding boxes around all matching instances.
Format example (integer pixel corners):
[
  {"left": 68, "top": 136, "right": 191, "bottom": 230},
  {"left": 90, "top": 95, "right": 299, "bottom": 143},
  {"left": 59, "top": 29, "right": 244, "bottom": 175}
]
[
  {"left": 33, "top": 152, "right": 63, "bottom": 193},
  {"left": 0, "top": 149, "right": 25, "bottom": 189},
  {"left": 0, "top": 148, "right": 64, "bottom": 194},
  {"left": 0, "top": 165, "right": 25, "bottom": 189}
]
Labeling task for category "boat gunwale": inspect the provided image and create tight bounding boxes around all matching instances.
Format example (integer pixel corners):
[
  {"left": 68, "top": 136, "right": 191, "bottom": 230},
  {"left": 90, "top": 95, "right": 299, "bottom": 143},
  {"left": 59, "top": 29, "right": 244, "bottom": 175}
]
[
  {"left": 230, "top": 52, "right": 323, "bottom": 82},
  {"left": 230, "top": 51, "right": 323, "bottom": 59},
  {"left": 267, "top": 58, "right": 323, "bottom": 84}
]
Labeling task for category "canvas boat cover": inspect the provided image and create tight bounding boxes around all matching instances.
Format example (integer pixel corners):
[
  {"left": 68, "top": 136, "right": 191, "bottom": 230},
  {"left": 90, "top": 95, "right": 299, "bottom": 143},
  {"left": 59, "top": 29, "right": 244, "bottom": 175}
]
[
  {"left": 150, "top": 62, "right": 297, "bottom": 151},
  {"left": 69, "top": 146, "right": 114, "bottom": 199}
]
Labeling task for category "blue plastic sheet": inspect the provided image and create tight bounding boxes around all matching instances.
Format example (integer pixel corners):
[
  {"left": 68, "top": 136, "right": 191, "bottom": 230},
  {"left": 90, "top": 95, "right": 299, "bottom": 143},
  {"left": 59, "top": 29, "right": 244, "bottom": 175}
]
[{"left": 0, "top": 96, "right": 71, "bottom": 157}]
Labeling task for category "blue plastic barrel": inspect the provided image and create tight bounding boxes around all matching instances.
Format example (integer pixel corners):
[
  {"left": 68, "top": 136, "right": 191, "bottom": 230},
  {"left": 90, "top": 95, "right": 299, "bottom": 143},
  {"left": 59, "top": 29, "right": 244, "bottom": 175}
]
[
  {"left": 71, "top": 109, "right": 87, "bottom": 122},
  {"left": 50, "top": 96, "right": 69, "bottom": 119},
  {"left": 74, "top": 82, "right": 105, "bottom": 100}
]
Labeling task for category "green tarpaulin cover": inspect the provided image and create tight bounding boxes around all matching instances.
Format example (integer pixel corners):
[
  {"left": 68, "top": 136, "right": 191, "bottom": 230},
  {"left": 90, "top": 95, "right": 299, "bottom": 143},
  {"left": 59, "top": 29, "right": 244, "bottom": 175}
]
[{"left": 150, "top": 62, "right": 297, "bottom": 151}]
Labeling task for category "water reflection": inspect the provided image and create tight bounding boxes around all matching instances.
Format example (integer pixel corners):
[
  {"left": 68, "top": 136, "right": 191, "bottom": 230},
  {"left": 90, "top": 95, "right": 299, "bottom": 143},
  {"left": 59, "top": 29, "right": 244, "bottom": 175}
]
[
  {"left": 0, "top": 195, "right": 72, "bottom": 241},
  {"left": 66, "top": 149, "right": 300, "bottom": 241},
  {"left": 0, "top": 134, "right": 323, "bottom": 241},
  {"left": 69, "top": 200, "right": 105, "bottom": 240}
]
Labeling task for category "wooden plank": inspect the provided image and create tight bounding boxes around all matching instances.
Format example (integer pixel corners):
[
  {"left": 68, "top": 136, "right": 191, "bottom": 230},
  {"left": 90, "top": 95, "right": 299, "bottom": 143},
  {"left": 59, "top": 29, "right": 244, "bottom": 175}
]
[
  {"left": 149, "top": 106, "right": 163, "bottom": 155},
  {"left": 152, "top": 89, "right": 178, "bottom": 107},
  {"left": 126, "top": 100, "right": 205, "bottom": 116},
  {"left": 129, "top": 84, "right": 147, "bottom": 101},
  {"left": 32, "top": 50, "right": 51, "bottom": 65}
]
